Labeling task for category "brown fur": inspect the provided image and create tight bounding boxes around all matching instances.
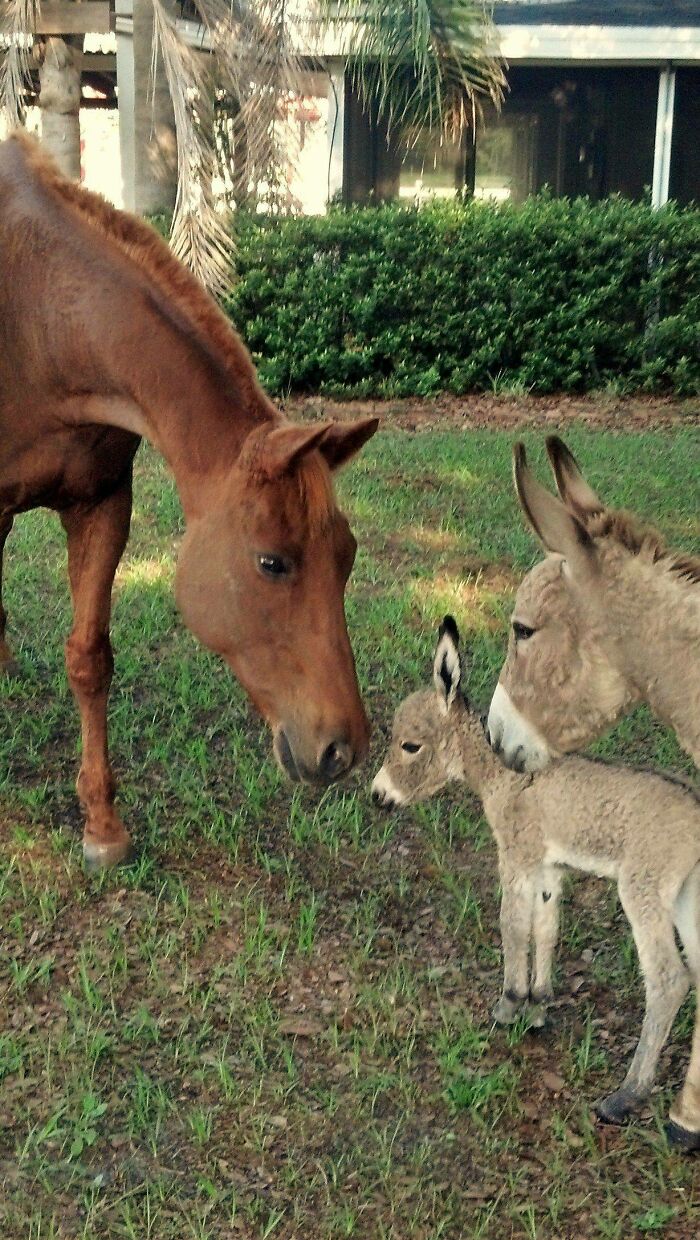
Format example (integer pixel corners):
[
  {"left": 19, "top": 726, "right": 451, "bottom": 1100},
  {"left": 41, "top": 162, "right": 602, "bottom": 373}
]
[
  {"left": 0, "top": 131, "right": 378, "bottom": 866},
  {"left": 9, "top": 130, "right": 269, "bottom": 418},
  {"left": 374, "top": 622, "right": 700, "bottom": 1145}
]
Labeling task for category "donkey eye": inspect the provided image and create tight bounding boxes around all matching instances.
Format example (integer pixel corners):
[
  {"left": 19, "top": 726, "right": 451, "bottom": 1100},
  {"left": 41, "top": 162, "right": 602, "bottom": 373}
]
[
  {"left": 513, "top": 621, "right": 535, "bottom": 641},
  {"left": 401, "top": 742, "right": 422, "bottom": 754},
  {"left": 257, "top": 554, "right": 292, "bottom": 579}
]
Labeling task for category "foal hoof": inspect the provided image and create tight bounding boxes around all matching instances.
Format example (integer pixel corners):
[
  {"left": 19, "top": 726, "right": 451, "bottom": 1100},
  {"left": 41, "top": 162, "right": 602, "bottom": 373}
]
[
  {"left": 594, "top": 1089, "right": 641, "bottom": 1126},
  {"left": 83, "top": 837, "right": 136, "bottom": 872},
  {"left": 0, "top": 656, "right": 20, "bottom": 678},
  {"left": 665, "top": 1120, "right": 700, "bottom": 1153}
]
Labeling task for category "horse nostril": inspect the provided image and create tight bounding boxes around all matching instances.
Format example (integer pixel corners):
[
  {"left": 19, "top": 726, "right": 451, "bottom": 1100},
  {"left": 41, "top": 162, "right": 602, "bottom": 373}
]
[{"left": 319, "top": 739, "right": 353, "bottom": 782}]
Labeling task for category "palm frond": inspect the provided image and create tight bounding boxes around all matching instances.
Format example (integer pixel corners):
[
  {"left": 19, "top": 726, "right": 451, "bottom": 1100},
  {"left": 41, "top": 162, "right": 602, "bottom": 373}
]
[
  {"left": 0, "top": 0, "right": 41, "bottom": 128},
  {"left": 196, "top": 0, "right": 311, "bottom": 211},
  {"left": 151, "top": 0, "right": 232, "bottom": 296},
  {"left": 318, "top": 1, "right": 505, "bottom": 142}
]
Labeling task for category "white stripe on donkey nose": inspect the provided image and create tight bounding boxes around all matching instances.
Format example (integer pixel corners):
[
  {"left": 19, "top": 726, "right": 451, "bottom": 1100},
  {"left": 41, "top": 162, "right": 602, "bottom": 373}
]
[
  {"left": 487, "top": 683, "right": 552, "bottom": 772},
  {"left": 371, "top": 767, "right": 406, "bottom": 806}
]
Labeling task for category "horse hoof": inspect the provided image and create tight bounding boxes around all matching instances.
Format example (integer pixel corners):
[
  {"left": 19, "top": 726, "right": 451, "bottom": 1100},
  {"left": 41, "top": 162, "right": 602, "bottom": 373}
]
[
  {"left": 0, "top": 657, "right": 20, "bottom": 678},
  {"left": 83, "top": 837, "right": 136, "bottom": 872},
  {"left": 665, "top": 1120, "right": 700, "bottom": 1153},
  {"left": 594, "top": 1089, "right": 641, "bottom": 1126}
]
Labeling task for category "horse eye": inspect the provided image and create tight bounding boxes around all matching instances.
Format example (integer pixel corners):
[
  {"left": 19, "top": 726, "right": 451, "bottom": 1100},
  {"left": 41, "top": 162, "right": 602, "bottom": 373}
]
[
  {"left": 257, "top": 554, "right": 291, "bottom": 579},
  {"left": 401, "top": 742, "right": 422, "bottom": 754},
  {"left": 513, "top": 621, "right": 535, "bottom": 641}
]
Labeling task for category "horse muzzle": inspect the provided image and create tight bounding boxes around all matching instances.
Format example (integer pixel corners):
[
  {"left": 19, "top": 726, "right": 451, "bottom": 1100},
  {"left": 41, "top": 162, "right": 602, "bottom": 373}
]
[{"left": 273, "top": 727, "right": 359, "bottom": 785}]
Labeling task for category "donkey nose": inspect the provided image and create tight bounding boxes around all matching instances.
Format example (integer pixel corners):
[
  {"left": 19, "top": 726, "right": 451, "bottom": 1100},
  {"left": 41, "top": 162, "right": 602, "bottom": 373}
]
[{"left": 318, "top": 738, "right": 354, "bottom": 782}]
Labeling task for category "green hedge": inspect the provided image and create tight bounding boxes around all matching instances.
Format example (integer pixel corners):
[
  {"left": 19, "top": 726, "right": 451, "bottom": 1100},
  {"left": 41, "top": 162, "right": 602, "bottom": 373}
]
[{"left": 194, "top": 198, "right": 685, "bottom": 397}]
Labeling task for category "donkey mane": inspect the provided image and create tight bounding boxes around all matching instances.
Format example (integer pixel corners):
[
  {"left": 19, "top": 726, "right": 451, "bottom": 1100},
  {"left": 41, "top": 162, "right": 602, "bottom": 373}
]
[
  {"left": 10, "top": 130, "right": 273, "bottom": 420},
  {"left": 587, "top": 508, "right": 700, "bottom": 587}
]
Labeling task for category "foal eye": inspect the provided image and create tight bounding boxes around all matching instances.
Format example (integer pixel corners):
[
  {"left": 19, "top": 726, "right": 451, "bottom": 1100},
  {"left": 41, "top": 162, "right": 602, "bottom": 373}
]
[
  {"left": 257, "top": 554, "right": 292, "bottom": 579},
  {"left": 512, "top": 621, "right": 535, "bottom": 641},
  {"left": 401, "top": 742, "right": 422, "bottom": 754}
]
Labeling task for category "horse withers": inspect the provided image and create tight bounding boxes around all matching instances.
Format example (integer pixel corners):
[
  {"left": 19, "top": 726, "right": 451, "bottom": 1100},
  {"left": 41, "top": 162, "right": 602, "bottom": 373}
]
[{"left": 0, "top": 131, "right": 377, "bottom": 867}]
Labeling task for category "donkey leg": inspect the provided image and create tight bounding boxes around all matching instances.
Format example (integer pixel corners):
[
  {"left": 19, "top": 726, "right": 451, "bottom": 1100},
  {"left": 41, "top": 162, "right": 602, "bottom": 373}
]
[
  {"left": 61, "top": 476, "right": 133, "bottom": 869},
  {"left": 529, "top": 865, "right": 563, "bottom": 1027},
  {"left": 493, "top": 866, "right": 536, "bottom": 1025},
  {"left": 595, "top": 886, "right": 689, "bottom": 1125},
  {"left": 667, "top": 865, "right": 700, "bottom": 1150},
  {"left": 0, "top": 514, "right": 18, "bottom": 675}
]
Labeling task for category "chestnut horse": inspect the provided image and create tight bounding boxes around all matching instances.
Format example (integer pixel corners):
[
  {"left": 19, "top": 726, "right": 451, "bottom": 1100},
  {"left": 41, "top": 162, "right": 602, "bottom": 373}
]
[{"left": 0, "top": 132, "right": 378, "bottom": 867}]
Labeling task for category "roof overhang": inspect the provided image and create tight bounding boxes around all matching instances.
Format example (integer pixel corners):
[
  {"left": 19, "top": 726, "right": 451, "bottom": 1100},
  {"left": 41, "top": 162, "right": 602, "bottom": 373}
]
[{"left": 498, "top": 23, "right": 700, "bottom": 63}]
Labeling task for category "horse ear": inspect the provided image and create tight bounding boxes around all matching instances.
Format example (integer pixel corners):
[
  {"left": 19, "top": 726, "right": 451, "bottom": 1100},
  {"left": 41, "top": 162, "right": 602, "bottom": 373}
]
[
  {"left": 317, "top": 417, "right": 379, "bottom": 471},
  {"left": 261, "top": 423, "right": 331, "bottom": 478},
  {"left": 433, "top": 616, "right": 461, "bottom": 713},
  {"left": 513, "top": 443, "right": 596, "bottom": 571},
  {"left": 546, "top": 436, "right": 604, "bottom": 520}
]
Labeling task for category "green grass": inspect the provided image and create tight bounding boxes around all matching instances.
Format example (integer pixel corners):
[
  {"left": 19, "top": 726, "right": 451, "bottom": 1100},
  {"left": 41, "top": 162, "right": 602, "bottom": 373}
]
[{"left": 0, "top": 420, "right": 699, "bottom": 1238}]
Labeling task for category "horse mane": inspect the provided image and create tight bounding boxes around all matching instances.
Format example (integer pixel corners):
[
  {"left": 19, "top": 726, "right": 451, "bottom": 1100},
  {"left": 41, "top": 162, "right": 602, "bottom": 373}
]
[
  {"left": 587, "top": 508, "right": 700, "bottom": 587},
  {"left": 9, "top": 129, "right": 275, "bottom": 419}
]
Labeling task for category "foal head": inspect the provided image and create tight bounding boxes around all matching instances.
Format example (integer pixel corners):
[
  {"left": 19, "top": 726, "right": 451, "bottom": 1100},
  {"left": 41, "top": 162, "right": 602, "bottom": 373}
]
[
  {"left": 372, "top": 617, "right": 466, "bottom": 808},
  {"left": 175, "top": 417, "right": 378, "bottom": 785},
  {"left": 487, "top": 437, "right": 633, "bottom": 772}
]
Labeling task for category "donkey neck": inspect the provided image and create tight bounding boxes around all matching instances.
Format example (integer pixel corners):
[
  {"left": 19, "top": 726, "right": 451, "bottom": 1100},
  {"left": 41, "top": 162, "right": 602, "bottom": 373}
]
[
  {"left": 609, "top": 551, "right": 700, "bottom": 766},
  {"left": 456, "top": 704, "right": 508, "bottom": 798}
]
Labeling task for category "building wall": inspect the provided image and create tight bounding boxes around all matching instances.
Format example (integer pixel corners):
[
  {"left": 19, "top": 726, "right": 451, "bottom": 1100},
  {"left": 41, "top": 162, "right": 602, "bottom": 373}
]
[{"left": 670, "top": 68, "right": 700, "bottom": 203}]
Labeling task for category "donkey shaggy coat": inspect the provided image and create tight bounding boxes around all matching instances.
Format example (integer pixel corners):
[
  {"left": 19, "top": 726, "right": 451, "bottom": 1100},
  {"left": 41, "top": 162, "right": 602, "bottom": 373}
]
[
  {"left": 487, "top": 437, "right": 700, "bottom": 773},
  {"left": 374, "top": 618, "right": 700, "bottom": 1150}
]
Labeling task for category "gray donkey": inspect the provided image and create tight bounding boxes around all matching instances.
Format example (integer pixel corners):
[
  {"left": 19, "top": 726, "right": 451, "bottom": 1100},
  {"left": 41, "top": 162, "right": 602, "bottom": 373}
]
[{"left": 372, "top": 617, "right": 700, "bottom": 1150}]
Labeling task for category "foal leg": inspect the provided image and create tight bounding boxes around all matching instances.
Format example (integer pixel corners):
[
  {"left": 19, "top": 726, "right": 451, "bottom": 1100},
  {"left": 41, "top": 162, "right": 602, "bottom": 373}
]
[
  {"left": 529, "top": 865, "right": 563, "bottom": 1028},
  {"left": 595, "top": 880, "right": 689, "bottom": 1125},
  {"left": 667, "top": 865, "right": 700, "bottom": 1150},
  {"left": 493, "top": 864, "right": 536, "bottom": 1025},
  {"left": 61, "top": 477, "right": 133, "bottom": 868},
  {"left": 0, "top": 514, "right": 18, "bottom": 674}
]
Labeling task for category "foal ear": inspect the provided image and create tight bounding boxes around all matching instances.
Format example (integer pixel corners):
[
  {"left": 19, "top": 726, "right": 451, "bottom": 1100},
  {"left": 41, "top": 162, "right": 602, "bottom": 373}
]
[
  {"left": 513, "top": 443, "right": 596, "bottom": 571},
  {"left": 261, "top": 423, "right": 331, "bottom": 478},
  {"left": 317, "top": 417, "right": 379, "bottom": 471},
  {"left": 433, "top": 615, "right": 461, "bottom": 713},
  {"left": 546, "top": 436, "right": 604, "bottom": 520}
]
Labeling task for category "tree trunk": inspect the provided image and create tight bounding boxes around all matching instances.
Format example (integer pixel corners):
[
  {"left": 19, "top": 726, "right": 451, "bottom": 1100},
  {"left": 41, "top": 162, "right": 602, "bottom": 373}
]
[{"left": 38, "top": 36, "right": 82, "bottom": 180}]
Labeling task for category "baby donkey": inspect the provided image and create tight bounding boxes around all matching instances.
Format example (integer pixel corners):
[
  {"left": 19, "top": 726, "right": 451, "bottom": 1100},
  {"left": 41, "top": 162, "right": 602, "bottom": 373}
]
[{"left": 372, "top": 617, "right": 700, "bottom": 1150}]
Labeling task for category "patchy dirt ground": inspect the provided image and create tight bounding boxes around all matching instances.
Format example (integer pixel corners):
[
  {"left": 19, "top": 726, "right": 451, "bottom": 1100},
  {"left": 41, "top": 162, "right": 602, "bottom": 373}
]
[
  {"left": 0, "top": 417, "right": 698, "bottom": 1239},
  {"left": 283, "top": 392, "right": 700, "bottom": 433}
]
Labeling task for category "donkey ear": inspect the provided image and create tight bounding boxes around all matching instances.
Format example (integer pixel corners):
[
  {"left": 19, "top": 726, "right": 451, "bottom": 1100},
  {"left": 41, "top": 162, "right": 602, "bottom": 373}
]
[
  {"left": 513, "top": 443, "right": 596, "bottom": 571},
  {"left": 546, "top": 436, "right": 604, "bottom": 520},
  {"left": 261, "top": 423, "right": 331, "bottom": 479},
  {"left": 317, "top": 417, "right": 379, "bottom": 471},
  {"left": 433, "top": 615, "right": 461, "bottom": 713}
]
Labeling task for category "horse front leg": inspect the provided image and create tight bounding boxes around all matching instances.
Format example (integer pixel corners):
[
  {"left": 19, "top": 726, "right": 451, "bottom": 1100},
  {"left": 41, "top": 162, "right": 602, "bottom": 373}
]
[{"left": 61, "top": 475, "right": 133, "bottom": 868}]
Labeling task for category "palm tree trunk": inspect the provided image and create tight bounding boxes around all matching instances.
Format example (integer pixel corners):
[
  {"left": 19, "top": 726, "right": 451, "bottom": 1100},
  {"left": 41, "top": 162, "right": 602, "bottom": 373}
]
[{"left": 38, "top": 36, "right": 82, "bottom": 180}]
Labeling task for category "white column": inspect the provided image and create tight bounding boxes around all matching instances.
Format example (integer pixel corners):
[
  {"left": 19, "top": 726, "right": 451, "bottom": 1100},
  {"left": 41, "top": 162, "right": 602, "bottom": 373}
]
[
  {"left": 652, "top": 66, "right": 676, "bottom": 209},
  {"left": 326, "top": 59, "right": 347, "bottom": 205},
  {"left": 115, "top": 0, "right": 177, "bottom": 214}
]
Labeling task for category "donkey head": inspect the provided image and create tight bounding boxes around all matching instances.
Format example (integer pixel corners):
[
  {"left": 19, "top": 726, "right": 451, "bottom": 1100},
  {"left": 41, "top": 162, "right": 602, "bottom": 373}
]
[
  {"left": 175, "top": 416, "right": 378, "bottom": 785},
  {"left": 487, "top": 438, "right": 632, "bottom": 772},
  {"left": 372, "top": 617, "right": 465, "bottom": 808}
]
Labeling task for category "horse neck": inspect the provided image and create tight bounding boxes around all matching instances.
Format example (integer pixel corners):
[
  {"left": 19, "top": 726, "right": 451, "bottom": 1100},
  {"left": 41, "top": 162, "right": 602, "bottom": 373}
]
[
  {"left": 82, "top": 288, "right": 276, "bottom": 518},
  {"left": 611, "top": 553, "right": 700, "bottom": 765}
]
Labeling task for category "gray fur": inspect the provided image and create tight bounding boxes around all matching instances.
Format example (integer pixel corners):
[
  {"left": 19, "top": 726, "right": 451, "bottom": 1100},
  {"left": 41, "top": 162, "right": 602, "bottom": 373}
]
[{"left": 373, "top": 631, "right": 700, "bottom": 1139}]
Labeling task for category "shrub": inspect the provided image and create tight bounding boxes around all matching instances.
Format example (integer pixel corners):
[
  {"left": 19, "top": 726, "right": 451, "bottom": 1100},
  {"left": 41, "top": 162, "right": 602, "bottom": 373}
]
[{"left": 219, "top": 198, "right": 700, "bottom": 395}]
